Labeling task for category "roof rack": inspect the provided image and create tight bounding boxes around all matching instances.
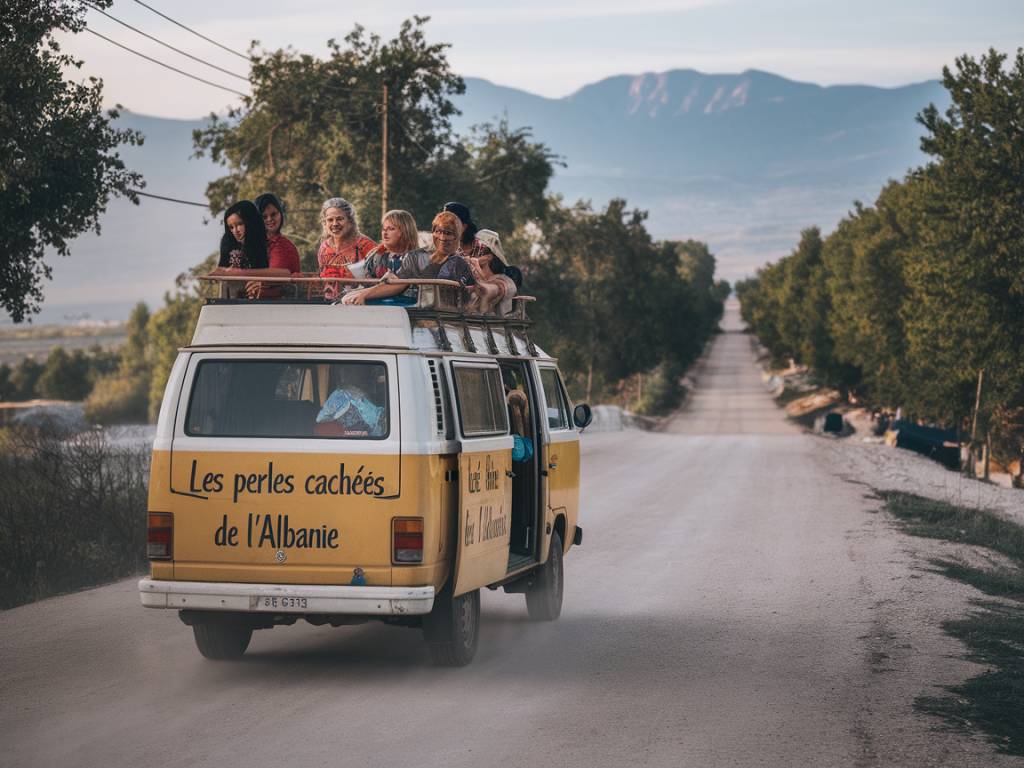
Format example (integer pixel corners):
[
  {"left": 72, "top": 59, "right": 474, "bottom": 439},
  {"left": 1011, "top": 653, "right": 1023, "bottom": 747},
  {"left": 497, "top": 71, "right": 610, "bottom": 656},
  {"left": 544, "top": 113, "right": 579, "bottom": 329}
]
[
  {"left": 197, "top": 272, "right": 536, "bottom": 335},
  {"left": 197, "top": 275, "right": 540, "bottom": 355}
]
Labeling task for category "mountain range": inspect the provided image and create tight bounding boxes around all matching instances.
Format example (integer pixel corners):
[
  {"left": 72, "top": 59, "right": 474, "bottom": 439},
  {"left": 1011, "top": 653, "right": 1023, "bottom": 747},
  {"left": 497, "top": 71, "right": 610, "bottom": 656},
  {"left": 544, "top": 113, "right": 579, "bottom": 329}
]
[{"left": 21, "top": 69, "right": 949, "bottom": 323}]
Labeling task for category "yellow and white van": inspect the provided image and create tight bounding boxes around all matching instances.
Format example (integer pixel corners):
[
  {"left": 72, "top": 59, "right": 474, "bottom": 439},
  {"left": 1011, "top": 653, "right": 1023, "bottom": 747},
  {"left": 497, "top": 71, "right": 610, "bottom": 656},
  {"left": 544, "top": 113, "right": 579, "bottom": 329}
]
[{"left": 139, "top": 283, "right": 590, "bottom": 666}]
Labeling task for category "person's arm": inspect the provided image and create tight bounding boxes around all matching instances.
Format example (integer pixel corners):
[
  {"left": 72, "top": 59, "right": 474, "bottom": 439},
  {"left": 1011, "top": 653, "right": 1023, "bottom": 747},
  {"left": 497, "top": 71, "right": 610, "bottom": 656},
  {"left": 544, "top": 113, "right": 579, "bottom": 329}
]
[
  {"left": 342, "top": 277, "right": 406, "bottom": 305},
  {"left": 469, "top": 279, "right": 503, "bottom": 313}
]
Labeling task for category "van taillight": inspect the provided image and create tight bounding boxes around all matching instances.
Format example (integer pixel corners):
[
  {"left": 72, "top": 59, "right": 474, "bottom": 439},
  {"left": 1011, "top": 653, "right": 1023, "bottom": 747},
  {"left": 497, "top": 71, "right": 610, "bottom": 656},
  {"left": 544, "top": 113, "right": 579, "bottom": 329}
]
[
  {"left": 148, "top": 512, "right": 173, "bottom": 560},
  {"left": 393, "top": 518, "right": 423, "bottom": 563}
]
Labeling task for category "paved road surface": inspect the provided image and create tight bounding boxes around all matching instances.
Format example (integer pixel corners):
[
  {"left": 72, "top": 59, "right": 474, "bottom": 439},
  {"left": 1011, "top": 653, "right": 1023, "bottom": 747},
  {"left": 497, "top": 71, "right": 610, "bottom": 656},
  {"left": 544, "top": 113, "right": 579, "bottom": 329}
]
[{"left": 0, "top": 302, "right": 1012, "bottom": 767}]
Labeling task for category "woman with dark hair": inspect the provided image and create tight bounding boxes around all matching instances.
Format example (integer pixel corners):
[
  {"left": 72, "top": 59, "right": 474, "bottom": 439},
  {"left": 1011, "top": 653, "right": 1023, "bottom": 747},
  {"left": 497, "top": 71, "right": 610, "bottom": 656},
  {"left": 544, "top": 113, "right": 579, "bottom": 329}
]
[
  {"left": 250, "top": 193, "right": 301, "bottom": 298},
  {"left": 443, "top": 201, "right": 484, "bottom": 257},
  {"left": 211, "top": 200, "right": 290, "bottom": 298},
  {"left": 255, "top": 192, "right": 301, "bottom": 274},
  {"left": 219, "top": 200, "right": 268, "bottom": 270}
]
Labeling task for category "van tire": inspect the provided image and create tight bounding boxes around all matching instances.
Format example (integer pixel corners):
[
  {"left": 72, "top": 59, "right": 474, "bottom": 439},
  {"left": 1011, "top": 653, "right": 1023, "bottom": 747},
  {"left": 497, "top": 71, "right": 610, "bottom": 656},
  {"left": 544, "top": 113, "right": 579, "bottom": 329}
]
[
  {"left": 192, "top": 618, "right": 253, "bottom": 660},
  {"left": 422, "top": 585, "right": 480, "bottom": 667},
  {"left": 526, "top": 530, "right": 563, "bottom": 621}
]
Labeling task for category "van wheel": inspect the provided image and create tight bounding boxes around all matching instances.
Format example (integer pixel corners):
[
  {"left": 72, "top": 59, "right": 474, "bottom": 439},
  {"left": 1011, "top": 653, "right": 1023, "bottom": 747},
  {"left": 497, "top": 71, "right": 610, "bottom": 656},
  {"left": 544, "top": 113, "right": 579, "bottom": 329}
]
[
  {"left": 526, "top": 530, "right": 563, "bottom": 621},
  {"left": 422, "top": 585, "right": 480, "bottom": 667},
  {"left": 192, "top": 617, "right": 253, "bottom": 660}
]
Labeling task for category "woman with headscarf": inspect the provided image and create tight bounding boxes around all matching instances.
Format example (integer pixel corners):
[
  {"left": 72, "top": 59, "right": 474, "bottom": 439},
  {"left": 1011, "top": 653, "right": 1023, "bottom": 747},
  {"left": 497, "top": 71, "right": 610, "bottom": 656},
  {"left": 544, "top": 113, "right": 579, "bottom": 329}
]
[
  {"left": 465, "top": 229, "right": 520, "bottom": 316},
  {"left": 317, "top": 197, "right": 377, "bottom": 300}
]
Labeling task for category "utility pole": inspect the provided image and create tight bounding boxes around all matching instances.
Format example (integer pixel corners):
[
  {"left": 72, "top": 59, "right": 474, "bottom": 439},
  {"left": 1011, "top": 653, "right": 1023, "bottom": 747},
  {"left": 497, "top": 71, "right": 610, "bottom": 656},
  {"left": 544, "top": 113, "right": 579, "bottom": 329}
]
[{"left": 381, "top": 84, "right": 389, "bottom": 216}]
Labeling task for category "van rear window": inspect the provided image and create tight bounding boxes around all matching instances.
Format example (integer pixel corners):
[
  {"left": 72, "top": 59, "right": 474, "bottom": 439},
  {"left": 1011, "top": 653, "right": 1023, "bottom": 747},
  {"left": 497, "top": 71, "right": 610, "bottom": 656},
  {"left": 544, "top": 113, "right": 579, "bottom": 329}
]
[{"left": 185, "top": 360, "right": 389, "bottom": 439}]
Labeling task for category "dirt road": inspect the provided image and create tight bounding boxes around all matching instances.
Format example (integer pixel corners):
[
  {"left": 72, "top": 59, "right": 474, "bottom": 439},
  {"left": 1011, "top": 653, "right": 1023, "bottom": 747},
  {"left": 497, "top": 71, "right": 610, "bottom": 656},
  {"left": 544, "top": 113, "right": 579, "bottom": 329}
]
[{"left": 0, "top": 303, "right": 1012, "bottom": 767}]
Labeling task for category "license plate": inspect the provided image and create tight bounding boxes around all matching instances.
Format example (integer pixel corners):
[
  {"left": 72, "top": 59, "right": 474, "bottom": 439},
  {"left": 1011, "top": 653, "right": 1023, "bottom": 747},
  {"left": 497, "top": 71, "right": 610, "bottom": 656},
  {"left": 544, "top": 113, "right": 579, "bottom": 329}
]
[{"left": 252, "top": 595, "right": 308, "bottom": 611}]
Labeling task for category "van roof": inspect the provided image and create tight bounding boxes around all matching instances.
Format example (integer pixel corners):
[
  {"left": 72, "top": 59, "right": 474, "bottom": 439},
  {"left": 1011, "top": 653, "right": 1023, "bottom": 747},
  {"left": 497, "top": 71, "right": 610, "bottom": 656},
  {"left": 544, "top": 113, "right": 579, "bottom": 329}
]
[{"left": 188, "top": 304, "right": 551, "bottom": 360}]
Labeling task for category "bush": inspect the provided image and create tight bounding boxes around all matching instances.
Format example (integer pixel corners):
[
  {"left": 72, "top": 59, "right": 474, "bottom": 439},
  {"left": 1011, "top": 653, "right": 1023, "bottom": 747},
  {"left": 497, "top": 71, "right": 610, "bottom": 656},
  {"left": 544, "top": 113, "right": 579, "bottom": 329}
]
[
  {"left": 84, "top": 373, "right": 149, "bottom": 425},
  {"left": 36, "top": 346, "right": 92, "bottom": 400},
  {"left": 0, "top": 424, "right": 149, "bottom": 608},
  {"left": 635, "top": 362, "right": 687, "bottom": 416}
]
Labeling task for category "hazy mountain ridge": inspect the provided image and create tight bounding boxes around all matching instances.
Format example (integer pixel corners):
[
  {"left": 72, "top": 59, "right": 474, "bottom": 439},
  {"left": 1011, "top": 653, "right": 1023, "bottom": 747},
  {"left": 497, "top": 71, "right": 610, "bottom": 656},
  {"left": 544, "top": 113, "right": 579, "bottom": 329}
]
[{"left": 21, "top": 69, "right": 949, "bottom": 322}]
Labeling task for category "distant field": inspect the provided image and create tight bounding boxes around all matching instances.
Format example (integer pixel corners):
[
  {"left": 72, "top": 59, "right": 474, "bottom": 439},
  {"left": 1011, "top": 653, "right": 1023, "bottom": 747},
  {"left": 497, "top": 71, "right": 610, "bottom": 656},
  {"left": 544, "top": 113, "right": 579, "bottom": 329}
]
[{"left": 0, "top": 325, "right": 127, "bottom": 366}]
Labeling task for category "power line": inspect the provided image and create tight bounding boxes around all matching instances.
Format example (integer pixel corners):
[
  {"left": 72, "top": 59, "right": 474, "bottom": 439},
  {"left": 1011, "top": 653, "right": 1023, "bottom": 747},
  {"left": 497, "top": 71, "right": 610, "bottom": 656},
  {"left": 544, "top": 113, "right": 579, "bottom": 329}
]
[
  {"left": 132, "top": 190, "right": 209, "bottom": 207},
  {"left": 131, "top": 189, "right": 320, "bottom": 213},
  {"left": 132, "top": 0, "right": 249, "bottom": 61},
  {"left": 85, "top": 2, "right": 248, "bottom": 82},
  {"left": 85, "top": 28, "right": 248, "bottom": 97},
  {"left": 390, "top": 113, "right": 433, "bottom": 157}
]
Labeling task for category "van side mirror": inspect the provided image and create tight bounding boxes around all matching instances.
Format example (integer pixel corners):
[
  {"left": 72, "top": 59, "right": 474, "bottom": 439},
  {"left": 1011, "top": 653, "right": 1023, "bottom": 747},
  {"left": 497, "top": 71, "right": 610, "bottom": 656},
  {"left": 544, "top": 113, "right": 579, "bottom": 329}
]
[{"left": 573, "top": 403, "right": 593, "bottom": 430}]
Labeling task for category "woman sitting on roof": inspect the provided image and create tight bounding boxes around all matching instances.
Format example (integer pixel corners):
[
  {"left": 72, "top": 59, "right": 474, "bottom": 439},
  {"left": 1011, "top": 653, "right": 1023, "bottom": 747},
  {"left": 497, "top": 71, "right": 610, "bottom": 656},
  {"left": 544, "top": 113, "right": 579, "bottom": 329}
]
[
  {"left": 317, "top": 197, "right": 377, "bottom": 300},
  {"left": 239, "top": 193, "right": 301, "bottom": 299},
  {"left": 443, "top": 201, "right": 484, "bottom": 258},
  {"left": 209, "top": 200, "right": 291, "bottom": 298},
  {"left": 341, "top": 210, "right": 475, "bottom": 305},
  {"left": 465, "top": 229, "right": 521, "bottom": 316}
]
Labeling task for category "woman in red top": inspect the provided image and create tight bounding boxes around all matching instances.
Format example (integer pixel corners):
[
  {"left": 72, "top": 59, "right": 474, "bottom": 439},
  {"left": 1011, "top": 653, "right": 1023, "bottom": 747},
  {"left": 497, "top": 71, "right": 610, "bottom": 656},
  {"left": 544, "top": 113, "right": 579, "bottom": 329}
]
[
  {"left": 317, "top": 197, "right": 376, "bottom": 300},
  {"left": 243, "top": 193, "right": 301, "bottom": 298}
]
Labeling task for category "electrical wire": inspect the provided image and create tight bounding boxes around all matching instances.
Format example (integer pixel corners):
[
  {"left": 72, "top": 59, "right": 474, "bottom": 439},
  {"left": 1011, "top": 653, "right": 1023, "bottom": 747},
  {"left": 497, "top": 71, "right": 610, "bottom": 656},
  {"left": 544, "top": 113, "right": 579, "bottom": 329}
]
[
  {"left": 84, "top": 28, "right": 248, "bottom": 97},
  {"left": 390, "top": 113, "right": 433, "bottom": 157},
  {"left": 132, "top": 190, "right": 209, "bottom": 207},
  {"left": 84, "top": 2, "right": 248, "bottom": 81},
  {"left": 131, "top": 0, "right": 249, "bottom": 61},
  {"left": 131, "top": 189, "right": 320, "bottom": 213}
]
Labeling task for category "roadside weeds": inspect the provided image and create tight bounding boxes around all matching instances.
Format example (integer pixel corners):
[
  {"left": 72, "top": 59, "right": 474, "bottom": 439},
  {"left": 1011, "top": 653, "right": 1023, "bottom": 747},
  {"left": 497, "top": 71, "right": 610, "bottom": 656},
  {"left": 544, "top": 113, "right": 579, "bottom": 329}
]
[{"left": 876, "top": 489, "right": 1024, "bottom": 755}]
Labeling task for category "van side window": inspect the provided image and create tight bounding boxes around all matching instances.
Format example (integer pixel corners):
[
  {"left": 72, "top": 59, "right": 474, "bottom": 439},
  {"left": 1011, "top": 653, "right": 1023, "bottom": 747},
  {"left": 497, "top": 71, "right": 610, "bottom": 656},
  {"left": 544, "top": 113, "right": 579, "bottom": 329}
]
[
  {"left": 539, "top": 368, "right": 569, "bottom": 431},
  {"left": 186, "top": 359, "right": 389, "bottom": 439},
  {"left": 452, "top": 364, "right": 509, "bottom": 437}
]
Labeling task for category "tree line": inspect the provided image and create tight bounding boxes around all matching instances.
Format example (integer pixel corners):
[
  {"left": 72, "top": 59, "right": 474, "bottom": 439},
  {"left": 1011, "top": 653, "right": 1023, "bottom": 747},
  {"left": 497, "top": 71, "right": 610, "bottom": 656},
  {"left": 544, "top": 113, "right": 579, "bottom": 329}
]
[{"left": 736, "top": 49, "right": 1024, "bottom": 478}]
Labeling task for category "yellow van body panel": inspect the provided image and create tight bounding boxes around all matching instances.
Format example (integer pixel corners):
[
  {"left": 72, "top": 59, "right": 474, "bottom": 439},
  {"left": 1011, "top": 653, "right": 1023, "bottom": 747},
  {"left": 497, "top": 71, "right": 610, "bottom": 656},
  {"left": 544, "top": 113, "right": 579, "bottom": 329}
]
[
  {"left": 548, "top": 439, "right": 581, "bottom": 554},
  {"left": 452, "top": 446, "right": 513, "bottom": 596},
  {"left": 149, "top": 449, "right": 457, "bottom": 588}
]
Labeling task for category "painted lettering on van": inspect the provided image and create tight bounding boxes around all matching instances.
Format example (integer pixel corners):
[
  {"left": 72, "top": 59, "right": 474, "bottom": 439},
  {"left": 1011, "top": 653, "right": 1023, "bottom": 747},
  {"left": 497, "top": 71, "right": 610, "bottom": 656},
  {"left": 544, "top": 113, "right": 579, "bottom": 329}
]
[
  {"left": 184, "top": 458, "right": 387, "bottom": 502},
  {"left": 213, "top": 514, "right": 340, "bottom": 550},
  {"left": 467, "top": 455, "right": 499, "bottom": 494}
]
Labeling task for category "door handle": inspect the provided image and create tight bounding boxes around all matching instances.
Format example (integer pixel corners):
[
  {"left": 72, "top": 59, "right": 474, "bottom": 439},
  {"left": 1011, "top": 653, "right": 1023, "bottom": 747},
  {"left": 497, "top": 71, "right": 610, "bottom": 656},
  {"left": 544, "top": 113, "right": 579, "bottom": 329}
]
[
  {"left": 548, "top": 462, "right": 558, "bottom": 469},
  {"left": 506, "top": 470, "right": 516, "bottom": 478}
]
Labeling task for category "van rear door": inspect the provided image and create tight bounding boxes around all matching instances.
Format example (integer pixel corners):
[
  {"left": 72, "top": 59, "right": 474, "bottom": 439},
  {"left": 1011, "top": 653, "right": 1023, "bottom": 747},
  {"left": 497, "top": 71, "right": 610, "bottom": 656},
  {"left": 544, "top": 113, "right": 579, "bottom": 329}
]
[
  {"left": 167, "top": 352, "right": 400, "bottom": 585},
  {"left": 449, "top": 361, "right": 513, "bottom": 596}
]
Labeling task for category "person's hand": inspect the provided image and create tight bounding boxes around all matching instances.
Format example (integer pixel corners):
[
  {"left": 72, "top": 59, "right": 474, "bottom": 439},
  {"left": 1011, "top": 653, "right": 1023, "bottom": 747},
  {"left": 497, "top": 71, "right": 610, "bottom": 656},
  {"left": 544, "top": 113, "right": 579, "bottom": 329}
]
[
  {"left": 342, "top": 289, "right": 366, "bottom": 305},
  {"left": 245, "top": 281, "right": 262, "bottom": 299},
  {"left": 467, "top": 257, "right": 485, "bottom": 281}
]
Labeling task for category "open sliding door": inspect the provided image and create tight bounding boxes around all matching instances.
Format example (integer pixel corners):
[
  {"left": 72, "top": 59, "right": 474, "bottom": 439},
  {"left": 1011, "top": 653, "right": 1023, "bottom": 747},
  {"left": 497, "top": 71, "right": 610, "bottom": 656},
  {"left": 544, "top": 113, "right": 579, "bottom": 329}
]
[{"left": 449, "top": 361, "right": 513, "bottom": 597}]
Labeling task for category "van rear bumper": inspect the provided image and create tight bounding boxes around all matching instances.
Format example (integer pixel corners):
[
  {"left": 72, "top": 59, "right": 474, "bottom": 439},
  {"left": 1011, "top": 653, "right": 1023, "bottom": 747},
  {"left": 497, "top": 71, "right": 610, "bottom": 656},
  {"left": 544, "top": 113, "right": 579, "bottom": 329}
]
[{"left": 138, "top": 578, "right": 435, "bottom": 616}]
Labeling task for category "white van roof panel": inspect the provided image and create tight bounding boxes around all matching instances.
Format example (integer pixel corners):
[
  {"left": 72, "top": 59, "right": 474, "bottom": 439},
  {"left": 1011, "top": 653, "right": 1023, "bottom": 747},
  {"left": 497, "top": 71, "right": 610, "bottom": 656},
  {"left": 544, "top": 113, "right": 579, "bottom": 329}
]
[{"left": 191, "top": 305, "right": 414, "bottom": 348}]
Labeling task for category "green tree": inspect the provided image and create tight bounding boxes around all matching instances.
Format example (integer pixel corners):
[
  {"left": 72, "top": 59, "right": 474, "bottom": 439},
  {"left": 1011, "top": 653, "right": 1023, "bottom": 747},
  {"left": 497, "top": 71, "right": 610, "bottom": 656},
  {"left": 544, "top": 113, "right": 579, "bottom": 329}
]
[
  {"left": 144, "top": 265, "right": 210, "bottom": 421},
  {"left": 37, "top": 346, "right": 91, "bottom": 400},
  {"left": 9, "top": 357, "right": 42, "bottom": 400},
  {"left": 0, "top": 363, "right": 13, "bottom": 401},
  {"left": 1, "top": 0, "right": 143, "bottom": 322},
  {"left": 84, "top": 301, "right": 151, "bottom": 424},
  {"left": 907, "top": 48, "right": 1024, "bottom": 430},
  {"left": 194, "top": 17, "right": 465, "bottom": 249}
]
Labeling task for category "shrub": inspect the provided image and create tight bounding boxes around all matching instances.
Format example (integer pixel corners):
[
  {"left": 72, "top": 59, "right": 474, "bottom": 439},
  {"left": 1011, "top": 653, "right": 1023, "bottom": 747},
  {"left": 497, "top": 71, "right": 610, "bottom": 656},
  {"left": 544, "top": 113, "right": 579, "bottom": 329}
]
[
  {"left": 84, "top": 373, "right": 149, "bottom": 425},
  {"left": 0, "top": 424, "right": 149, "bottom": 608}
]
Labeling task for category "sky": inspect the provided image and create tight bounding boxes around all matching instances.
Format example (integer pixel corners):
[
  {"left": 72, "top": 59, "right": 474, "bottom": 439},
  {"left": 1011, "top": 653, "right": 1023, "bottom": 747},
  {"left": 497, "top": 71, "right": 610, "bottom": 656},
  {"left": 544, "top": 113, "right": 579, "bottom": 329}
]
[{"left": 58, "top": 0, "right": 1024, "bottom": 119}]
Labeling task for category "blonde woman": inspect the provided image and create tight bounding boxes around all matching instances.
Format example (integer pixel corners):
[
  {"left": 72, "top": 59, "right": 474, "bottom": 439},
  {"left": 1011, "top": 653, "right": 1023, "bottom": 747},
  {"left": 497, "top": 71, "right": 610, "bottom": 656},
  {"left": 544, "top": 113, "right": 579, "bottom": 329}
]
[
  {"left": 364, "top": 210, "right": 424, "bottom": 278},
  {"left": 342, "top": 210, "right": 475, "bottom": 305}
]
